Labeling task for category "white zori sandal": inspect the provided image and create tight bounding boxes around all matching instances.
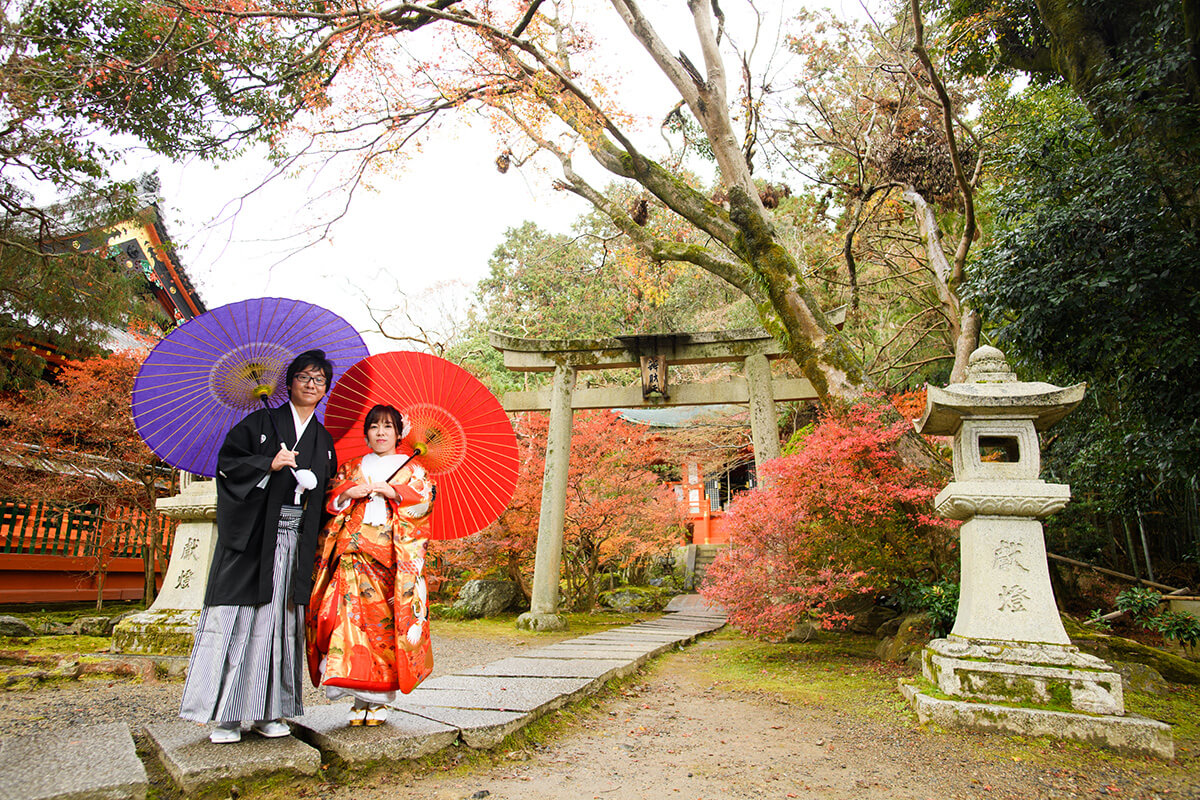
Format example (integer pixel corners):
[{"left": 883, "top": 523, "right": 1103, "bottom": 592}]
[
  {"left": 251, "top": 719, "right": 290, "bottom": 738},
  {"left": 209, "top": 723, "right": 241, "bottom": 744},
  {"left": 364, "top": 704, "right": 388, "bottom": 726}
]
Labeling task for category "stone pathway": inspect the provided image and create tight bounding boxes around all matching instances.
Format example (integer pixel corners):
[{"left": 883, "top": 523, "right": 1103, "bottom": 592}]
[{"left": 0, "top": 597, "right": 725, "bottom": 799}]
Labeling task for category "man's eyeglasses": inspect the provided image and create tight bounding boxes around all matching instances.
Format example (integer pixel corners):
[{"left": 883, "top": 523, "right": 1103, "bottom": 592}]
[{"left": 294, "top": 374, "right": 327, "bottom": 387}]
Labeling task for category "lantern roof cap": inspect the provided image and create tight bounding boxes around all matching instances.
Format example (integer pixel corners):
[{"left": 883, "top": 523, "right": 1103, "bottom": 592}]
[{"left": 915, "top": 346, "right": 1086, "bottom": 435}]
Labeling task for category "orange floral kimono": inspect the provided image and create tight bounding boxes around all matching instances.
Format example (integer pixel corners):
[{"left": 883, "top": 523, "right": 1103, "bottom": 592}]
[{"left": 306, "top": 452, "right": 435, "bottom": 699}]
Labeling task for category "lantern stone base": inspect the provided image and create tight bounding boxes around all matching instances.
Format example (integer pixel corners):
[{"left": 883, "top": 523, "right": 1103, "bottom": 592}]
[
  {"left": 923, "top": 636, "right": 1124, "bottom": 715},
  {"left": 899, "top": 682, "right": 1174, "bottom": 759},
  {"left": 112, "top": 609, "right": 201, "bottom": 657}
]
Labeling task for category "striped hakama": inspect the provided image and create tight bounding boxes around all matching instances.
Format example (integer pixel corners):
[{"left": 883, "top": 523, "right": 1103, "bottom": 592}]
[{"left": 179, "top": 505, "right": 306, "bottom": 724}]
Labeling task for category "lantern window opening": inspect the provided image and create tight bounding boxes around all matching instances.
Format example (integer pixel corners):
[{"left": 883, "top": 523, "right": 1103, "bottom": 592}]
[{"left": 978, "top": 436, "right": 1021, "bottom": 464}]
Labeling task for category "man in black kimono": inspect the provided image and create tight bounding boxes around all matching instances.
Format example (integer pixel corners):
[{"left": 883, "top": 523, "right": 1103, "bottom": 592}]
[{"left": 179, "top": 349, "right": 339, "bottom": 743}]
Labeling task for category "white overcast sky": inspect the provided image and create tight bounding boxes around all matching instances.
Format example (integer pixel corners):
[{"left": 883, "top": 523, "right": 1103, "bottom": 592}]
[{"left": 140, "top": 0, "right": 871, "bottom": 351}]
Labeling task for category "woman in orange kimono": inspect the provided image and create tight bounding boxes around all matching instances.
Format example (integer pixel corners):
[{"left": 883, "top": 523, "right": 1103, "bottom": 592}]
[{"left": 307, "top": 404, "right": 435, "bottom": 726}]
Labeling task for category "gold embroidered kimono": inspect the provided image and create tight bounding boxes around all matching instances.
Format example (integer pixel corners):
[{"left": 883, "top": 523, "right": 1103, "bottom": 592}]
[{"left": 306, "top": 452, "right": 435, "bottom": 697}]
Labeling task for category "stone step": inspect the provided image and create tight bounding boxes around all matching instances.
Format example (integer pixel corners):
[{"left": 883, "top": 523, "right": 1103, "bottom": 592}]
[
  {"left": 144, "top": 721, "right": 321, "bottom": 795},
  {"left": 664, "top": 594, "right": 726, "bottom": 615},
  {"left": 0, "top": 722, "right": 147, "bottom": 800},
  {"left": 288, "top": 705, "right": 458, "bottom": 763}
]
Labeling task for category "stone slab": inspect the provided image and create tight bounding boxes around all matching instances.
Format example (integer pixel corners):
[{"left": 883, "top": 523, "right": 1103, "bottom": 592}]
[
  {"left": 397, "top": 706, "right": 529, "bottom": 749},
  {"left": 288, "top": 704, "right": 457, "bottom": 763},
  {"left": 623, "top": 628, "right": 712, "bottom": 640},
  {"left": 460, "top": 657, "right": 636, "bottom": 681},
  {"left": 111, "top": 609, "right": 201, "bottom": 657},
  {"left": 572, "top": 635, "right": 694, "bottom": 649},
  {"left": 664, "top": 595, "right": 726, "bottom": 614},
  {"left": 630, "top": 619, "right": 723, "bottom": 633},
  {"left": 421, "top": 674, "right": 594, "bottom": 695},
  {"left": 657, "top": 615, "right": 727, "bottom": 628},
  {"left": 900, "top": 684, "right": 1174, "bottom": 760},
  {"left": 626, "top": 619, "right": 709, "bottom": 629},
  {"left": 573, "top": 630, "right": 693, "bottom": 643},
  {"left": 144, "top": 721, "right": 321, "bottom": 795},
  {"left": 0, "top": 722, "right": 147, "bottom": 800},
  {"left": 520, "top": 645, "right": 663, "bottom": 661},
  {"left": 657, "top": 614, "right": 727, "bottom": 627},
  {"left": 641, "top": 621, "right": 718, "bottom": 628},
  {"left": 924, "top": 645, "right": 1124, "bottom": 715},
  {"left": 531, "top": 638, "right": 664, "bottom": 651},
  {"left": 399, "top": 674, "right": 596, "bottom": 713}
]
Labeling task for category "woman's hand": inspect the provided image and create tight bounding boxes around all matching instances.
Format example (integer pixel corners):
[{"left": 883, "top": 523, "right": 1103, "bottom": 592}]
[
  {"left": 342, "top": 481, "right": 374, "bottom": 500},
  {"left": 369, "top": 481, "right": 398, "bottom": 500}
]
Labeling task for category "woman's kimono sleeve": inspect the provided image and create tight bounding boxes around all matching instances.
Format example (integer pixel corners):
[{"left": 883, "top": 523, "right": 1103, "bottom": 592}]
[
  {"left": 391, "top": 467, "right": 436, "bottom": 693},
  {"left": 307, "top": 458, "right": 358, "bottom": 687}
]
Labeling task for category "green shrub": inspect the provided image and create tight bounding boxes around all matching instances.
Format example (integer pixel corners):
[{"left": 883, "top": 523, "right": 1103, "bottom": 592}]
[
  {"left": 1147, "top": 610, "right": 1200, "bottom": 647},
  {"left": 1115, "top": 586, "right": 1163, "bottom": 621},
  {"left": 895, "top": 578, "right": 959, "bottom": 638}
]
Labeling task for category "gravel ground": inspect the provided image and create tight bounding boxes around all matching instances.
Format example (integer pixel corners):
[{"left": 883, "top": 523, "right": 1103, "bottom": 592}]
[
  {"left": 0, "top": 628, "right": 574, "bottom": 739},
  {"left": 2, "top": 632, "right": 1198, "bottom": 800}
]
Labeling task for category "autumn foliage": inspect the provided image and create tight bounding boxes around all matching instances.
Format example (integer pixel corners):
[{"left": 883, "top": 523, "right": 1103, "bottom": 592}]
[
  {"left": 440, "top": 410, "right": 685, "bottom": 610},
  {"left": 0, "top": 351, "right": 174, "bottom": 604},
  {"left": 0, "top": 350, "right": 166, "bottom": 508},
  {"left": 701, "top": 399, "right": 957, "bottom": 639}
]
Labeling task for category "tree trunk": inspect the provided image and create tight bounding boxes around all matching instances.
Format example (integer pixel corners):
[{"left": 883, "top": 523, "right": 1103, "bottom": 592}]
[
  {"left": 143, "top": 525, "right": 157, "bottom": 607},
  {"left": 142, "top": 477, "right": 158, "bottom": 606},
  {"left": 507, "top": 552, "right": 530, "bottom": 601}
]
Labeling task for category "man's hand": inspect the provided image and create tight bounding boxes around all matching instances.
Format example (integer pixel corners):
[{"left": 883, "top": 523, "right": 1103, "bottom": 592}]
[{"left": 271, "top": 442, "right": 298, "bottom": 472}]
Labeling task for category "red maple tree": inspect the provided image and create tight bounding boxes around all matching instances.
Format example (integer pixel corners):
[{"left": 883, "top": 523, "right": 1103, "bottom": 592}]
[
  {"left": 702, "top": 398, "right": 957, "bottom": 639},
  {"left": 440, "top": 410, "right": 686, "bottom": 610},
  {"left": 0, "top": 350, "right": 174, "bottom": 605}
]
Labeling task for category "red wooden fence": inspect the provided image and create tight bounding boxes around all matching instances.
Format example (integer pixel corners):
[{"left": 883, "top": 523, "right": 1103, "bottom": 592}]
[{"left": 0, "top": 500, "right": 175, "bottom": 604}]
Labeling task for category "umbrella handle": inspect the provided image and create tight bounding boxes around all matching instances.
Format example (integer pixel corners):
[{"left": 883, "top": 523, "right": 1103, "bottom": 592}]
[
  {"left": 258, "top": 396, "right": 292, "bottom": 449},
  {"left": 386, "top": 442, "right": 427, "bottom": 482}
]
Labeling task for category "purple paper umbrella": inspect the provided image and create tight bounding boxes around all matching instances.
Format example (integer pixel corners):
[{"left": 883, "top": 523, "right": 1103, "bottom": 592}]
[{"left": 131, "top": 297, "right": 369, "bottom": 477}]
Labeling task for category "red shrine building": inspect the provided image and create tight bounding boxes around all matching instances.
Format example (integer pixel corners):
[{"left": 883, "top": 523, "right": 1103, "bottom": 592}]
[
  {"left": 670, "top": 458, "right": 757, "bottom": 546},
  {"left": 10, "top": 202, "right": 206, "bottom": 372},
  {"left": 97, "top": 204, "right": 207, "bottom": 324},
  {"left": 0, "top": 197, "right": 206, "bottom": 603}
]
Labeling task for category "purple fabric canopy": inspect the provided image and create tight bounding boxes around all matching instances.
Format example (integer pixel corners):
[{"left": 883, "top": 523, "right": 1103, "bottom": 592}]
[{"left": 132, "top": 297, "right": 368, "bottom": 477}]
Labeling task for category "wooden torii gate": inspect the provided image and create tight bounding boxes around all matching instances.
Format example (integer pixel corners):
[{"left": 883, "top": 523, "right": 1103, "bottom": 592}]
[{"left": 489, "top": 328, "right": 822, "bottom": 631}]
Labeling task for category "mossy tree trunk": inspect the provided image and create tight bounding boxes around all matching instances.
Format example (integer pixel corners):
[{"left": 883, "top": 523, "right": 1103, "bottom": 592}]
[{"left": 504, "top": 1, "right": 948, "bottom": 472}]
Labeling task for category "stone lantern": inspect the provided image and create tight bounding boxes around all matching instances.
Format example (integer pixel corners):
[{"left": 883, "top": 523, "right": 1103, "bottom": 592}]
[
  {"left": 112, "top": 474, "right": 218, "bottom": 657},
  {"left": 901, "top": 346, "right": 1173, "bottom": 758}
]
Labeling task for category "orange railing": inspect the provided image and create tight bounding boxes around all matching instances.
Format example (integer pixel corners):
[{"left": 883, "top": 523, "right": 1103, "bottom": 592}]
[{"left": 0, "top": 500, "right": 176, "bottom": 604}]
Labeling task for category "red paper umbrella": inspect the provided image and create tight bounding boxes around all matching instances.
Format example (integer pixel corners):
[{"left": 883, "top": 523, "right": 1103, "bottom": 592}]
[{"left": 324, "top": 351, "right": 519, "bottom": 540}]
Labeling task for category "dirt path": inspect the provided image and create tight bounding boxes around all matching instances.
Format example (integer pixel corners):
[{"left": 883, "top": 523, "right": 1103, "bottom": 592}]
[
  {"left": 311, "top": 639, "right": 1200, "bottom": 800},
  {"left": 2, "top": 630, "right": 1197, "bottom": 799}
]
